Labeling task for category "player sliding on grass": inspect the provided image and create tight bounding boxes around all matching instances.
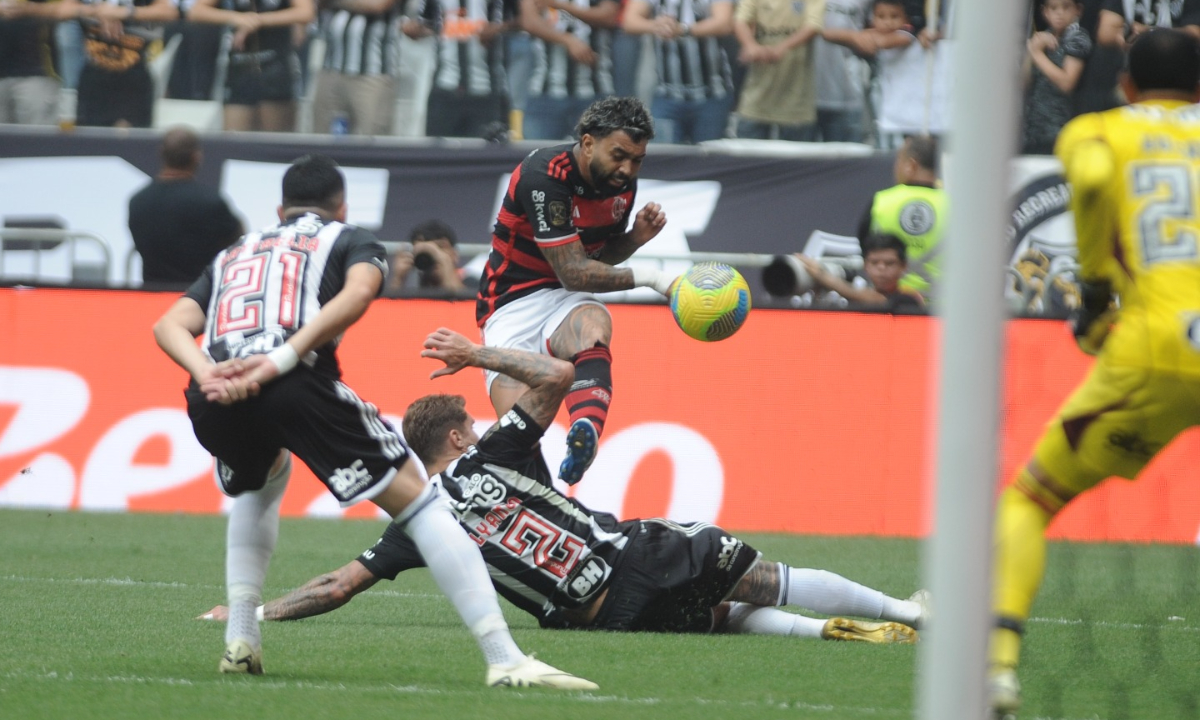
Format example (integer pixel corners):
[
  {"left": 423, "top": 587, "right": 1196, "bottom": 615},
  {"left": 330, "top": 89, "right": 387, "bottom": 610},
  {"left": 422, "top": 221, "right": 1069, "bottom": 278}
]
[
  {"left": 476, "top": 96, "right": 682, "bottom": 487},
  {"left": 988, "top": 30, "right": 1200, "bottom": 718},
  {"left": 202, "top": 327, "right": 929, "bottom": 642},
  {"left": 154, "top": 155, "right": 594, "bottom": 690}
]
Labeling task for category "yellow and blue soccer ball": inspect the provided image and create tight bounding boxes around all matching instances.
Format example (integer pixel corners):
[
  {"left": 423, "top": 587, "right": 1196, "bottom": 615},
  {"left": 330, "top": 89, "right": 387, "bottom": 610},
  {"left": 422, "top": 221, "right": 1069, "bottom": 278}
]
[{"left": 669, "top": 262, "right": 751, "bottom": 342}]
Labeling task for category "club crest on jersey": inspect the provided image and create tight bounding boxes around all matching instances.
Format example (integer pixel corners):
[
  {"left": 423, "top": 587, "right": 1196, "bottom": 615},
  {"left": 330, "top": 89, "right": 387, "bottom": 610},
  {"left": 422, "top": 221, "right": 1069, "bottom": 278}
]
[
  {"left": 611, "top": 196, "right": 628, "bottom": 221},
  {"left": 548, "top": 200, "right": 569, "bottom": 227}
]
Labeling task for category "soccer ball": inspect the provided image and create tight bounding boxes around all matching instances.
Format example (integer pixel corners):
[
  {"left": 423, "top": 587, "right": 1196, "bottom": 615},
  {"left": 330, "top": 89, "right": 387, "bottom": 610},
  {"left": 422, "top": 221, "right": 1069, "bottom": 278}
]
[{"left": 669, "top": 262, "right": 751, "bottom": 342}]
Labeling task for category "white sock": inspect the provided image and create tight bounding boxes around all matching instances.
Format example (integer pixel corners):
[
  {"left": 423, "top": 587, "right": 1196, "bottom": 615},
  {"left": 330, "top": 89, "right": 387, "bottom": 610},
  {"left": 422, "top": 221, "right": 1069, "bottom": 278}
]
[
  {"left": 723, "top": 603, "right": 827, "bottom": 639},
  {"left": 398, "top": 485, "right": 525, "bottom": 667},
  {"left": 779, "top": 565, "right": 887, "bottom": 619},
  {"left": 224, "top": 454, "right": 290, "bottom": 646}
]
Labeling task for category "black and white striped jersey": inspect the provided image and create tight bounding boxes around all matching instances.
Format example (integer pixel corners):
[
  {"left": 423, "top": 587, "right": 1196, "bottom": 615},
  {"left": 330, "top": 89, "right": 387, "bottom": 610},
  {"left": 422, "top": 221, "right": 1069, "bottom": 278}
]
[
  {"left": 357, "top": 404, "right": 638, "bottom": 624},
  {"left": 648, "top": 0, "right": 733, "bottom": 100},
  {"left": 320, "top": 8, "right": 402, "bottom": 76},
  {"left": 419, "top": 0, "right": 515, "bottom": 95},
  {"left": 527, "top": 0, "right": 617, "bottom": 99},
  {"left": 185, "top": 213, "right": 389, "bottom": 380}
]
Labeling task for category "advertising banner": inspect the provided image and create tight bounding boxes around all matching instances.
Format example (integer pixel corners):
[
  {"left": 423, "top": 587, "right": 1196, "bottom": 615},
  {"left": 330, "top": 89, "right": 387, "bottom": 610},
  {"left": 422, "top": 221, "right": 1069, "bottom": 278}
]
[{"left": 2, "top": 288, "right": 1197, "bottom": 544}]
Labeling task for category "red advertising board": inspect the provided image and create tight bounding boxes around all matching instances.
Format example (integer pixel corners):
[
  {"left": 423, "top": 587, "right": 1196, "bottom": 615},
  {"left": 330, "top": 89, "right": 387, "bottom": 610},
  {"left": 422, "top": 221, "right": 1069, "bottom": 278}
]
[{"left": 1, "top": 288, "right": 1197, "bottom": 543}]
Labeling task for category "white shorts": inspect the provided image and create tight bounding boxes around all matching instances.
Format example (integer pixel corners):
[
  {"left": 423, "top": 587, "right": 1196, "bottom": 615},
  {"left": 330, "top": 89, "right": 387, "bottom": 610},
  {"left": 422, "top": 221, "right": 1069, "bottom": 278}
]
[{"left": 480, "top": 288, "right": 607, "bottom": 394}]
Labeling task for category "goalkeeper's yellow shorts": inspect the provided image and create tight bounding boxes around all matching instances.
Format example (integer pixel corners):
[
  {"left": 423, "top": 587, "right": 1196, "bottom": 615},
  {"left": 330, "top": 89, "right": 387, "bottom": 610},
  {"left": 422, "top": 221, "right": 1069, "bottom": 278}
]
[{"left": 1033, "top": 359, "right": 1200, "bottom": 498}]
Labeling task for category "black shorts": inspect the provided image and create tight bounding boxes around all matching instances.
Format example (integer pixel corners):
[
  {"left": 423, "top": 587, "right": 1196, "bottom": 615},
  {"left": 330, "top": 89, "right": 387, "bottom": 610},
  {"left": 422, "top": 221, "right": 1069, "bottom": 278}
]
[
  {"left": 224, "top": 52, "right": 296, "bottom": 105},
  {"left": 186, "top": 368, "right": 408, "bottom": 505},
  {"left": 590, "top": 520, "right": 761, "bottom": 633},
  {"left": 76, "top": 64, "right": 153, "bottom": 128}
]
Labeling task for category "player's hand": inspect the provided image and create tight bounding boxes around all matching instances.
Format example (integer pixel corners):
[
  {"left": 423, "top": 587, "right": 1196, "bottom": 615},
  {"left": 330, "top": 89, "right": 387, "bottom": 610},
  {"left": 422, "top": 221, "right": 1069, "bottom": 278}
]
[
  {"left": 1069, "top": 279, "right": 1116, "bottom": 356},
  {"left": 197, "top": 360, "right": 260, "bottom": 405},
  {"left": 917, "top": 27, "right": 940, "bottom": 49},
  {"left": 630, "top": 202, "right": 667, "bottom": 247},
  {"left": 421, "top": 327, "right": 478, "bottom": 378},
  {"left": 197, "top": 605, "right": 229, "bottom": 621}
]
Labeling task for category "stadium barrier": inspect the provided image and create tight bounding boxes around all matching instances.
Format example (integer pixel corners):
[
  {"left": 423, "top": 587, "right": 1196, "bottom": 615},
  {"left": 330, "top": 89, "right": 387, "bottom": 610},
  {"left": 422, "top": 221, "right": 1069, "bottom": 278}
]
[{"left": 1, "top": 287, "right": 1197, "bottom": 544}]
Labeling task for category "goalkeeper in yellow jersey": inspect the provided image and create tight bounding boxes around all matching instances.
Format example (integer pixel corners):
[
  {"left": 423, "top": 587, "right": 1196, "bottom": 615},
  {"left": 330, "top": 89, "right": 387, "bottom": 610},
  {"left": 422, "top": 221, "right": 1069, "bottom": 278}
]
[{"left": 989, "top": 29, "right": 1200, "bottom": 717}]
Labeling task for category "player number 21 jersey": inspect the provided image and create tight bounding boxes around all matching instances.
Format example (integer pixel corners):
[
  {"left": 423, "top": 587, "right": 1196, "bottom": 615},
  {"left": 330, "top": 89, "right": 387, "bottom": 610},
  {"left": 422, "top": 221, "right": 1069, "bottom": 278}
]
[
  {"left": 185, "top": 213, "right": 388, "bottom": 380},
  {"left": 1057, "top": 99, "right": 1200, "bottom": 374}
]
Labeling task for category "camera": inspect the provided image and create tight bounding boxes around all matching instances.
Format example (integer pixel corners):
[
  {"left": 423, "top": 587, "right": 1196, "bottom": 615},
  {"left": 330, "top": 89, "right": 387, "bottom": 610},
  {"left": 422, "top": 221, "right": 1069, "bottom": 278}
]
[
  {"left": 413, "top": 247, "right": 437, "bottom": 273},
  {"left": 761, "top": 254, "right": 857, "bottom": 297}
]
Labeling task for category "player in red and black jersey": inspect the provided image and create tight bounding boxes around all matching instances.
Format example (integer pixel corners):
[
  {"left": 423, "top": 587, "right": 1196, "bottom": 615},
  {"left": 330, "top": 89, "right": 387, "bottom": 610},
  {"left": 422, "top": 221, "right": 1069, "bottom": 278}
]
[
  {"left": 201, "top": 328, "right": 928, "bottom": 644},
  {"left": 477, "top": 95, "right": 680, "bottom": 486}
]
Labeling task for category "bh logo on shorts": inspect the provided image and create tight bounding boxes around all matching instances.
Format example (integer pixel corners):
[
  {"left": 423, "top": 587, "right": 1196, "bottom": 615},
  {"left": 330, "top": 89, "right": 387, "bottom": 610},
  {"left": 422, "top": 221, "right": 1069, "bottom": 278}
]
[{"left": 716, "top": 535, "right": 742, "bottom": 570}]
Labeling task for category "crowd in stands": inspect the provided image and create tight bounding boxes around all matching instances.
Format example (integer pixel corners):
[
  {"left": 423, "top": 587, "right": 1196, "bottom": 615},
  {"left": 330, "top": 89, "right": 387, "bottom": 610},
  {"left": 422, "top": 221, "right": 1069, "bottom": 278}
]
[{"left": 3, "top": 0, "right": 1187, "bottom": 145}]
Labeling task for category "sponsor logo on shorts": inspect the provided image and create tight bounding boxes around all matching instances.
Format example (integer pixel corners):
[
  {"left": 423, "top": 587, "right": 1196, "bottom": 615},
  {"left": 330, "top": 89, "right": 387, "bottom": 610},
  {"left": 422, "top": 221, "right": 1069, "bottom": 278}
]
[
  {"left": 330, "top": 459, "right": 373, "bottom": 497},
  {"left": 716, "top": 535, "right": 742, "bottom": 570},
  {"left": 1106, "top": 431, "right": 1161, "bottom": 459},
  {"left": 564, "top": 556, "right": 609, "bottom": 600},
  {"left": 362, "top": 549, "right": 375, "bottom": 560}
]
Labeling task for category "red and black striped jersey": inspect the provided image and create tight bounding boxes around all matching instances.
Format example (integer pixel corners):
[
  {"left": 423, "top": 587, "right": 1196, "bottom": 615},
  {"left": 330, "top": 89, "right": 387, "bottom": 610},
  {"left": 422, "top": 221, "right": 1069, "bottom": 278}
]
[{"left": 476, "top": 143, "right": 637, "bottom": 325}]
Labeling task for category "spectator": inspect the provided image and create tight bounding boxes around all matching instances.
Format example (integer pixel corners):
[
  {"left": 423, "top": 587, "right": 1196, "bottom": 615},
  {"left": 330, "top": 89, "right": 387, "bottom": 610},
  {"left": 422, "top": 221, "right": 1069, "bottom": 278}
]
[
  {"left": 0, "top": 0, "right": 62, "bottom": 126},
  {"left": 798, "top": 233, "right": 924, "bottom": 311},
  {"left": 518, "top": 0, "right": 620, "bottom": 140},
  {"left": 386, "top": 219, "right": 470, "bottom": 296},
  {"left": 1022, "top": 0, "right": 1090, "bottom": 155},
  {"left": 609, "top": 3, "right": 642, "bottom": 98},
  {"left": 1070, "top": 0, "right": 1123, "bottom": 115},
  {"left": 813, "top": 0, "right": 871, "bottom": 142},
  {"left": 129, "top": 126, "right": 243, "bottom": 286},
  {"left": 1096, "top": 0, "right": 1200, "bottom": 50},
  {"left": 622, "top": 0, "right": 735, "bottom": 144},
  {"left": 733, "top": 0, "right": 825, "bottom": 141},
  {"left": 856, "top": 133, "right": 945, "bottom": 296},
  {"left": 163, "top": 1, "right": 225, "bottom": 101},
  {"left": 187, "top": 0, "right": 316, "bottom": 132},
  {"left": 822, "top": 0, "right": 948, "bottom": 148},
  {"left": 506, "top": 26, "right": 533, "bottom": 139},
  {"left": 61, "top": 0, "right": 179, "bottom": 128},
  {"left": 310, "top": 0, "right": 401, "bottom": 136},
  {"left": 404, "top": 0, "right": 515, "bottom": 139}
]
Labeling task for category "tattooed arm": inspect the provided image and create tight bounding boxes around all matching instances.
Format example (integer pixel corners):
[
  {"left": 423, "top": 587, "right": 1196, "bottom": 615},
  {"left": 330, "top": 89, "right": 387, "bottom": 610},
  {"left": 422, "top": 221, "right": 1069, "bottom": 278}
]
[
  {"left": 197, "top": 561, "right": 380, "bottom": 622},
  {"left": 541, "top": 241, "right": 638, "bottom": 293},
  {"left": 423, "top": 328, "right": 574, "bottom": 430},
  {"left": 727, "top": 559, "right": 782, "bottom": 606}
]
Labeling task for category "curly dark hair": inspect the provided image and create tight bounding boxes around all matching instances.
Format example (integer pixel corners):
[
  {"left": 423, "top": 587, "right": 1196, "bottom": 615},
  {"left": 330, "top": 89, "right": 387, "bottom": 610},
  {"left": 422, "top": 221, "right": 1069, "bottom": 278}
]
[{"left": 575, "top": 96, "right": 655, "bottom": 143}]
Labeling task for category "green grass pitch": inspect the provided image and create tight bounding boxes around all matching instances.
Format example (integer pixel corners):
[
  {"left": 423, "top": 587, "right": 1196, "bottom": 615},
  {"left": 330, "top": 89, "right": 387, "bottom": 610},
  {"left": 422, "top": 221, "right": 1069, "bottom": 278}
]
[{"left": 1, "top": 509, "right": 1197, "bottom": 720}]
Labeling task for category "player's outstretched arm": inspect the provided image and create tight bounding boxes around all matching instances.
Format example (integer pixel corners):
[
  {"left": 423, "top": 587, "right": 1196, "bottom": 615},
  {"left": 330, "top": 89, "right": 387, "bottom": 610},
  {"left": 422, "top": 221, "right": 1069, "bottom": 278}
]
[
  {"left": 422, "top": 328, "right": 574, "bottom": 430},
  {"left": 596, "top": 201, "right": 668, "bottom": 265},
  {"left": 198, "top": 561, "right": 380, "bottom": 622}
]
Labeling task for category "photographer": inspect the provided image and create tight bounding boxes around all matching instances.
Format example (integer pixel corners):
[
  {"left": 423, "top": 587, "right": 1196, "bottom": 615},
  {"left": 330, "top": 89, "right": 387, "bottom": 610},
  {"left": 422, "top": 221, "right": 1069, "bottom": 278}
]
[{"left": 386, "top": 219, "right": 470, "bottom": 297}]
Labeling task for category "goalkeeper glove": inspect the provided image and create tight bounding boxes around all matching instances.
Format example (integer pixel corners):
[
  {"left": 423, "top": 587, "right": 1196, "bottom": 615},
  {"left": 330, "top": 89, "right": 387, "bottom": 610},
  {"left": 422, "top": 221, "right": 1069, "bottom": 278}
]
[{"left": 1068, "top": 279, "right": 1116, "bottom": 356}]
